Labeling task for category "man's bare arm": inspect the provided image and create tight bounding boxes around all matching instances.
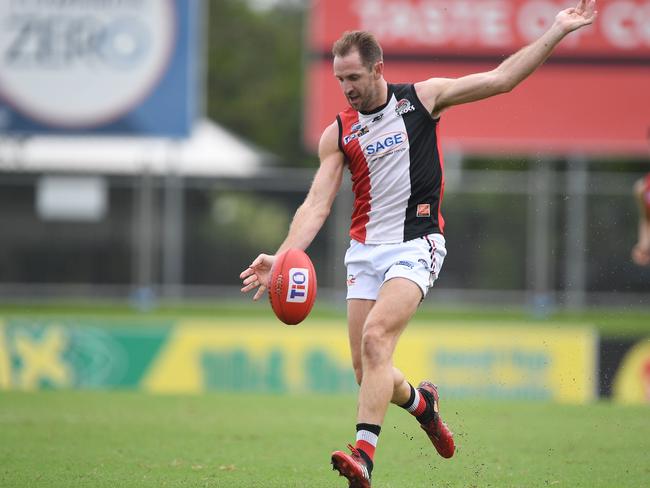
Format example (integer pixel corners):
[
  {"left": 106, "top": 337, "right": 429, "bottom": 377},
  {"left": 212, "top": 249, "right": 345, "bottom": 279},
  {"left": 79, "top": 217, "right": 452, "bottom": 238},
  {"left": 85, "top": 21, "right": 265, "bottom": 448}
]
[
  {"left": 276, "top": 122, "right": 345, "bottom": 253},
  {"left": 416, "top": 0, "right": 598, "bottom": 117},
  {"left": 240, "top": 122, "right": 345, "bottom": 299}
]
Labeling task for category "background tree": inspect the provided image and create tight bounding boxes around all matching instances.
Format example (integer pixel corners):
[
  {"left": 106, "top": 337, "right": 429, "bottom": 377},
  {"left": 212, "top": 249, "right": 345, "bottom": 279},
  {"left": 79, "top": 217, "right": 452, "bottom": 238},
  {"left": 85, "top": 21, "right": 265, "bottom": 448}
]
[{"left": 205, "top": 0, "right": 314, "bottom": 167}]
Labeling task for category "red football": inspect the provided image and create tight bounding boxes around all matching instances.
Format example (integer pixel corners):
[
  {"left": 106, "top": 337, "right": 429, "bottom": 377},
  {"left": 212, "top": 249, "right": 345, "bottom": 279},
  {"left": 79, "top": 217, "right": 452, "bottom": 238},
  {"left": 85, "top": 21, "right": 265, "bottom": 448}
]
[{"left": 268, "top": 248, "right": 317, "bottom": 325}]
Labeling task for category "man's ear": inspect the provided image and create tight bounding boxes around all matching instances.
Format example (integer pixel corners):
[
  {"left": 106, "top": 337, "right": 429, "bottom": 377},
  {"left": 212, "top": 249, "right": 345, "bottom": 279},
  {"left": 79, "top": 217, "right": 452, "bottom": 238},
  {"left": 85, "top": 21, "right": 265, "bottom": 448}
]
[{"left": 373, "top": 60, "right": 384, "bottom": 80}]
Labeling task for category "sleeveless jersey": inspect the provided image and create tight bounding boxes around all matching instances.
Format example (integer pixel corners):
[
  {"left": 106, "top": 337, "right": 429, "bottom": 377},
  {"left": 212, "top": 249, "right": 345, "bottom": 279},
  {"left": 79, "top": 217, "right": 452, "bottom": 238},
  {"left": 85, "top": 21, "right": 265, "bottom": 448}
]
[{"left": 336, "top": 83, "right": 445, "bottom": 244}]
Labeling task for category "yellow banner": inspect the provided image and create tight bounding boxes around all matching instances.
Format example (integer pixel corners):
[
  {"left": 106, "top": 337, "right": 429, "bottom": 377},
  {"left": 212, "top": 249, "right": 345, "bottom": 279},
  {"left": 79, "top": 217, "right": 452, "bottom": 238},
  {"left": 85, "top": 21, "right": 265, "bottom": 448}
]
[
  {"left": 612, "top": 340, "right": 650, "bottom": 404},
  {"left": 0, "top": 321, "right": 11, "bottom": 389},
  {"left": 397, "top": 325, "right": 597, "bottom": 404},
  {"left": 142, "top": 321, "right": 596, "bottom": 403}
]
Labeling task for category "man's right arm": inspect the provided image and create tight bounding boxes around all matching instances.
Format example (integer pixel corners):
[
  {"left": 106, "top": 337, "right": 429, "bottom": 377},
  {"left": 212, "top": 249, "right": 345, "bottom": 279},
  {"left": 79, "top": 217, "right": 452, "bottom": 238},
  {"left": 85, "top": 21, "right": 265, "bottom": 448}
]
[
  {"left": 240, "top": 121, "right": 345, "bottom": 299},
  {"left": 276, "top": 122, "right": 345, "bottom": 253}
]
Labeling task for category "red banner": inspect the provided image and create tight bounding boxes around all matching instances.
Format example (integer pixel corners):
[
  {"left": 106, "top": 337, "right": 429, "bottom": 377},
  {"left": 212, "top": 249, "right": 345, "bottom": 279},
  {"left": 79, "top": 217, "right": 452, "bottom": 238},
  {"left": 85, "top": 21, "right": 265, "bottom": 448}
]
[{"left": 306, "top": 0, "right": 650, "bottom": 155}]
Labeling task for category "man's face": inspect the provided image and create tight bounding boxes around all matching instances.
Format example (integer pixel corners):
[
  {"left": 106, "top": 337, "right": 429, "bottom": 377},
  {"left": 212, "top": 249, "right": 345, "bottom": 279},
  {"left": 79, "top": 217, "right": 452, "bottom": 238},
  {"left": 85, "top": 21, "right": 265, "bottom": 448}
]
[{"left": 333, "top": 50, "right": 381, "bottom": 112}]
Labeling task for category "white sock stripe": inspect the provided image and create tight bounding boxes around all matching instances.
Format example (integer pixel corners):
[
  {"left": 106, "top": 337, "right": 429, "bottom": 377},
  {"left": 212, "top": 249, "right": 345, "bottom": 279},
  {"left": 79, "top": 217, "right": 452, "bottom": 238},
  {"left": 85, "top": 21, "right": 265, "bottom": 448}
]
[
  {"left": 406, "top": 390, "right": 421, "bottom": 413},
  {"left": 356, "top": 429, "right": 379, "bottom": 447}
]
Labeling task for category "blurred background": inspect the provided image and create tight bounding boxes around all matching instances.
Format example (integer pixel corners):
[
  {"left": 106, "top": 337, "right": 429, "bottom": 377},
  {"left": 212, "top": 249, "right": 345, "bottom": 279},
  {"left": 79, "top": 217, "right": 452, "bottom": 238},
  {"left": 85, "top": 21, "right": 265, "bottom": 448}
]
[{"left": 0, "top": 0, "right": 649, "bottom": 405}]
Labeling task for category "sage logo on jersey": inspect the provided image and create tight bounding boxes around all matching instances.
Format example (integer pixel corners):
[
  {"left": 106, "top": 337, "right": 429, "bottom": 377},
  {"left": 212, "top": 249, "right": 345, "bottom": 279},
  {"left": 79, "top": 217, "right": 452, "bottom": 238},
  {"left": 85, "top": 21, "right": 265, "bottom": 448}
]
[
  {"left": 395, "top": 98, "right": 416, "bottom": 116},
  {"left": 363, "top": 131, "right": 407, "bottom": 157},
  {"left": 286, "top": 268, "right": 309, "bottom": 303}
]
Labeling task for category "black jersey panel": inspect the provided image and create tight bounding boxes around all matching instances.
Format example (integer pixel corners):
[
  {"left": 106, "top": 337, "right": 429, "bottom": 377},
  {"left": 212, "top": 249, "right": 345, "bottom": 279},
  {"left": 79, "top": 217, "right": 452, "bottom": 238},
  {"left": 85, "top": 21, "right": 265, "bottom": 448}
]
[{"left": 390, "top": 84, "right": 444, "bottom": 241}]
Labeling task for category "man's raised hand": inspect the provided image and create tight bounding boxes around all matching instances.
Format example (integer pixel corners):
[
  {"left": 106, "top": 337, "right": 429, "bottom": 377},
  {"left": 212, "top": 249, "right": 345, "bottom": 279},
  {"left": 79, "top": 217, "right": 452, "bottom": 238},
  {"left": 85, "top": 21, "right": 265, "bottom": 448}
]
[{"left": 556, "top": 0, "right": 598, "bottom": 33}]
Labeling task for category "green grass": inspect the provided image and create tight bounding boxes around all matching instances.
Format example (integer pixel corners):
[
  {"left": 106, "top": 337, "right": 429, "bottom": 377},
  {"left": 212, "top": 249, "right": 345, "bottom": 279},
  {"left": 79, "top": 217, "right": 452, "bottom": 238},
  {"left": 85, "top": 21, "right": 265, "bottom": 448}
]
[{"left": 1, "top": 391, "right": 648, "bottom": 487}]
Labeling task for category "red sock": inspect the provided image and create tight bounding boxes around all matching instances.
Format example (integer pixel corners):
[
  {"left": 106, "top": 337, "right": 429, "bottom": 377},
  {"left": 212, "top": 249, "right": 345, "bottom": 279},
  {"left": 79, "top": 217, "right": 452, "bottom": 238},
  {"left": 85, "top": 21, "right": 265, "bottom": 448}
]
[
  {"left": 400, "top": 383, "right": 428, "bottom": 417},
  {"left": 355, "top": 423, "right": 381, "bottom": 462}
]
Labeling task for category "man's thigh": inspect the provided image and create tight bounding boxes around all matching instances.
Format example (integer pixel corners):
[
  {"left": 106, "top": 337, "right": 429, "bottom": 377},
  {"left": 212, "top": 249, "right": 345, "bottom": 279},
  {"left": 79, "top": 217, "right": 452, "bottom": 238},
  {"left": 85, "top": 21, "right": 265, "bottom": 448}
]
[{"left": 366, "top": 277, "right": 422, "bottom": 339}]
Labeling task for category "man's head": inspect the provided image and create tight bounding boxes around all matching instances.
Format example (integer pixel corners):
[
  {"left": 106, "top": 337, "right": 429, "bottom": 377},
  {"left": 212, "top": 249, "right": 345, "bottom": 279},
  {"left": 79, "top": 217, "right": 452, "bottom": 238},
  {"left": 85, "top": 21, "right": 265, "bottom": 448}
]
[{"left": 332, "top": 31, "right": 385, "bottom": 112}]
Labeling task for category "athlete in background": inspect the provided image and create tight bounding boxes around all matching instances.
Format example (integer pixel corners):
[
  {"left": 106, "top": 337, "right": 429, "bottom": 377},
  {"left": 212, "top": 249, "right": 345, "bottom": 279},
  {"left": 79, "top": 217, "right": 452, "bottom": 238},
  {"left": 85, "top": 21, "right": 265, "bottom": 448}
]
[
  {"left": 632, "top": 173, "right": 650, "bottom": 266},
  {"left": 241, "top": 1, "right": 597, "bottom": 486}
]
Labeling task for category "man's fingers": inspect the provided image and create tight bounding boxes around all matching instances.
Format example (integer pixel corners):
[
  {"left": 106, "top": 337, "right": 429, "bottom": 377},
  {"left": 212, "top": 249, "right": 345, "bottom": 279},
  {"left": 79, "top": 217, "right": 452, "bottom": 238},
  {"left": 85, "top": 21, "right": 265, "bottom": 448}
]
[
  {"left": 240, "top": 254, "right": 267, "bottom": 279},
  {"left": 587, "top": 0, "right": 597, "bottom": 20},
  {"left": 241, "top": 277, "right": 262, "bottom": 293},
  {"left": 239, "top": 267, "right": 254, "bottom": 280},
  {"left": 250, "top": 254, "right": 268, "bottom": 268},
  {"left": 242, "top": 274, "right": 259, "bottom": 286},
  {"left": 253, "top": 285, "right": 267, "bottom": 301},
  {"left": 240, "top": 253, "right": 273, "bottom": 298},
  {"left": 579, "top": 0, "right": 596, "bottom": 21}
]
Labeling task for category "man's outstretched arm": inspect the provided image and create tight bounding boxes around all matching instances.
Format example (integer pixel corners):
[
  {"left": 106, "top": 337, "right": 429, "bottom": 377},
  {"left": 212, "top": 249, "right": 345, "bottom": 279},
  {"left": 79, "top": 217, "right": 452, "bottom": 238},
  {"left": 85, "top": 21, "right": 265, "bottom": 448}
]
[
  {"left": 240, "top": 122, "right": 345, "bottom": 300},
  {"left": 416, "top": 0, "right": 598, "bottom": 117}
]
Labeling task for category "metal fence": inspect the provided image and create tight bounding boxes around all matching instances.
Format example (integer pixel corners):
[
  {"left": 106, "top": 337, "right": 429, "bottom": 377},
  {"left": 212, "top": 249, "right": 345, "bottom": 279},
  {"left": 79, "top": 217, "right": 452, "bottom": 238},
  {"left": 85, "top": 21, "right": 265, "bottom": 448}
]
[{"left": 0, "top": 157, "right": 649, "bottom": 310}]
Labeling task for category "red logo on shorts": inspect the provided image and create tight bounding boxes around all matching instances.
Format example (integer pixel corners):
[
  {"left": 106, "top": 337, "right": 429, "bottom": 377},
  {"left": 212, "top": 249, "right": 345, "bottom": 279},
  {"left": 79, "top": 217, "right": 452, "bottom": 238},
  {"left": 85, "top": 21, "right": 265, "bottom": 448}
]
[{"left": 417, "top": 204, "right": 431, "bottom": 217}]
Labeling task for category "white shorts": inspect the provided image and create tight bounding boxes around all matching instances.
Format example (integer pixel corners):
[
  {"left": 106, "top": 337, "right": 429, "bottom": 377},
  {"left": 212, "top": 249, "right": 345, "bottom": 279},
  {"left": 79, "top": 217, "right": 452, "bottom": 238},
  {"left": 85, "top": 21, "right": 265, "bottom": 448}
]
[{"left": 344, "top": 233, "right": 447, "bottom": 301}]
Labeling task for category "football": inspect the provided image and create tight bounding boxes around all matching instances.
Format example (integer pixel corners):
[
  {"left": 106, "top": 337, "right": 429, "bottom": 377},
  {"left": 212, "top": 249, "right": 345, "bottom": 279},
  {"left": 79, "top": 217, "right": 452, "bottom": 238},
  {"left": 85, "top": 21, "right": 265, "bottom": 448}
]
[{"left": 268, "top": 248, "right": 317, "bottom": 325}]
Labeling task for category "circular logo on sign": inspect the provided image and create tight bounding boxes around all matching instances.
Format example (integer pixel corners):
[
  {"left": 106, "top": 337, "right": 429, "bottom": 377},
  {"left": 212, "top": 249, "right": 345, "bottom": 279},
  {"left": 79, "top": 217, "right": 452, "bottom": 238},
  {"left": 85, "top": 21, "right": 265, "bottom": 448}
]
[{"left": 0, "top": 0, "right": 175, "bottom": 128}]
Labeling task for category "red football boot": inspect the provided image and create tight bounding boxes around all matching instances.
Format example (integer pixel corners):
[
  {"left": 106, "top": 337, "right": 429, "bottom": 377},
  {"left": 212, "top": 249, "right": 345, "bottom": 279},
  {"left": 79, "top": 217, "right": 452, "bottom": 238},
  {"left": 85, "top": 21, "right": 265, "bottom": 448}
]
[
  {"left": 417, "top": 381, "right": 455, "bottom": 458},
  {"left": 331, "top": 444, "right": 372, "bottom": 487}
]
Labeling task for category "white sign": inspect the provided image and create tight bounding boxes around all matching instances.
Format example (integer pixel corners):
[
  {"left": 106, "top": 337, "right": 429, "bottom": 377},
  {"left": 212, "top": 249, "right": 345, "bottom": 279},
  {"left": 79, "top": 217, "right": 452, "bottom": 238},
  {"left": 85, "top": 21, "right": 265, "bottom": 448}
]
[
  {"left": 36, "top": 176, "right": 107, "bottom": 221},
  {"left": 0, "top": 0, "right": 175, "bottom": 127}
]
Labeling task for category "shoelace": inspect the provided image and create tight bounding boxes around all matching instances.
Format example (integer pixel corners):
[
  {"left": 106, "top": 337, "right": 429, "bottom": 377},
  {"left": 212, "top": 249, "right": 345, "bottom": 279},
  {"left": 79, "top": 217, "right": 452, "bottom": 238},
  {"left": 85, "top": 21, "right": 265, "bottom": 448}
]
[{"left": 347, "top": 444, "right": 362, "bottom": 459}]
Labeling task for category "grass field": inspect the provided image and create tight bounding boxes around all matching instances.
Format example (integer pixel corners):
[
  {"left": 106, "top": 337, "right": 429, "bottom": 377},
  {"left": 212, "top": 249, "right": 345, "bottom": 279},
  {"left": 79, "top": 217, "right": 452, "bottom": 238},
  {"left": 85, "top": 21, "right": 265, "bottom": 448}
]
[
  {"left": 1, "top": 390, "right": 648, "bottom": 488},
  {"left": 1, "top": 302, "right": 649, "bottom": 486}
]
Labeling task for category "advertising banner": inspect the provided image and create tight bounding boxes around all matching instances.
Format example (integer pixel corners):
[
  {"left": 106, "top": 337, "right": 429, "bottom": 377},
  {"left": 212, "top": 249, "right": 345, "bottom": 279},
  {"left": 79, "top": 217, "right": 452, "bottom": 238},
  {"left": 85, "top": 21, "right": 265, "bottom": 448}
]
[
  {"left": 600, "top": 337, "right": 650, "bottom": 404},
  {"left": 0, "top": 318, "right": 597, "bottom": 404},
  {"left": 306, "top": 0, "right": 650, "bottom": 155},
  {"left": 0, "top": 0, "right": 200, "bottom": 137},
  {"left": 0, "top": 318, "right": 173, "bottom": 390}
]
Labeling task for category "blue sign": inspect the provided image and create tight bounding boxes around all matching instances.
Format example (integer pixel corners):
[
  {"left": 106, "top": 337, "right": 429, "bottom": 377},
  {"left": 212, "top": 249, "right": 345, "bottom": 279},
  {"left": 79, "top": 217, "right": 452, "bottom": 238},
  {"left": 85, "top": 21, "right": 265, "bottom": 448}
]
[{"left": 0, "top": 0, "right": 201, "bottom": 137}]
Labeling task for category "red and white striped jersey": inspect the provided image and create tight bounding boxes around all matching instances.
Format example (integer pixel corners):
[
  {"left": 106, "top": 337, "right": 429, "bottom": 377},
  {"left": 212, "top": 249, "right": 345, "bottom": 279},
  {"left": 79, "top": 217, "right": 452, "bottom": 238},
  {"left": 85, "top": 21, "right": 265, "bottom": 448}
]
[{"left": 336, "top": 83, "right": 445, "bottom": 244}]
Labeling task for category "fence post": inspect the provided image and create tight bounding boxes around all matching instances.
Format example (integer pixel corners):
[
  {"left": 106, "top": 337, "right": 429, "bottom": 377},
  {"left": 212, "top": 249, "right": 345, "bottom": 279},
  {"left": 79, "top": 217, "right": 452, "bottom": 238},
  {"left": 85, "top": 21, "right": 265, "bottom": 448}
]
[
  {"left": 132, "top": 169, "right": 155, "bottom": 309},
  {"left": 565, "top": 155, "right": 588, "bottom": 309},
  {"left": 527, "top": 158, "right": 554, "bottom": 315},
  {"left": 163, "top": 171, "right": 184, "bottom": 299}
]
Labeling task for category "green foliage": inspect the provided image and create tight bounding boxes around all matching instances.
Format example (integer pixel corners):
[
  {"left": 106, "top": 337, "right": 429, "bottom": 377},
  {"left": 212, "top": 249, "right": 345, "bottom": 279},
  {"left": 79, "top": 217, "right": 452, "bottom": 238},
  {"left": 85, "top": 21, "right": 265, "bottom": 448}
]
[
  {"left": 208, "top": 191, "right": 290, "bottom": 250},
  {"left": 206, "top": 0, "right": 313, "bottom": 166}
]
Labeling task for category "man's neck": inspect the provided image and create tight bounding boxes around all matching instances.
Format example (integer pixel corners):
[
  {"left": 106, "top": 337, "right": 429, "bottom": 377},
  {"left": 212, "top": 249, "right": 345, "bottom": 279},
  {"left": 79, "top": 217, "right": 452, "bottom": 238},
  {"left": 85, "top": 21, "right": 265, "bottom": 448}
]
[{"left": 365, "top": 80, "right": 389, "bottom": 113}]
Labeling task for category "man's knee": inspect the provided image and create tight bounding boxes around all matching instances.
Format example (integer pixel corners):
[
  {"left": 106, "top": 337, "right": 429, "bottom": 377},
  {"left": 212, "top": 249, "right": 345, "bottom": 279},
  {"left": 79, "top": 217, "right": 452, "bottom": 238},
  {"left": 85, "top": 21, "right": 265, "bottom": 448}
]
[{"left": 361, "top": 323, "right": 392, "bottom": 367}]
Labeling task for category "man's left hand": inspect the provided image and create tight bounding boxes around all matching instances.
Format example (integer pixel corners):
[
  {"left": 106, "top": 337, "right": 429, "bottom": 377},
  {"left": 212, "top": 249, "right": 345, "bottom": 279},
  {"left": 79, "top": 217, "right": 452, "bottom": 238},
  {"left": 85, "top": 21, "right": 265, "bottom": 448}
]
[{"left": 556, "top": 0, "right": 598, "bottom": 34}]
